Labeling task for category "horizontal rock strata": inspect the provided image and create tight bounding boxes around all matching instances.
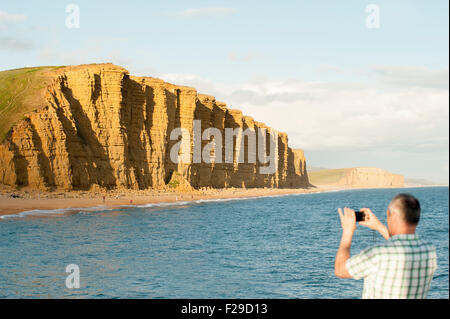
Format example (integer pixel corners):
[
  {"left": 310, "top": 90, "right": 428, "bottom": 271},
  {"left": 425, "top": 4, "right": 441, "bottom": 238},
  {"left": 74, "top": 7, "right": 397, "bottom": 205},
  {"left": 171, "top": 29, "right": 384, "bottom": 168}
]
[
  {"left": 308, "top": 167, "right": 404, "bottom": 188},
  {"left": 0, "top": 64, "right": 310, "bottom": 191}
]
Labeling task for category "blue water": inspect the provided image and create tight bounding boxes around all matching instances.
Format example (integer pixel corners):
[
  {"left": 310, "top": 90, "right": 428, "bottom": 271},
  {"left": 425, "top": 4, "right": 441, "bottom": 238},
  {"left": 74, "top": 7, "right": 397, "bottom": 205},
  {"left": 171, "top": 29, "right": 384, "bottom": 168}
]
[{"left": 0, "top": 187, "right": 448, "bottom": 298}]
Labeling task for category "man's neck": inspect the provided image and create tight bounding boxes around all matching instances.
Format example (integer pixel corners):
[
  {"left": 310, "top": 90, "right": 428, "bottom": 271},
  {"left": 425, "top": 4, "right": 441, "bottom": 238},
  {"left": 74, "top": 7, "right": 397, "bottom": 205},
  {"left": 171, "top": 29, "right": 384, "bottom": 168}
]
[{"left": 389, "top": 228, "right": 416, "bottom": 237}]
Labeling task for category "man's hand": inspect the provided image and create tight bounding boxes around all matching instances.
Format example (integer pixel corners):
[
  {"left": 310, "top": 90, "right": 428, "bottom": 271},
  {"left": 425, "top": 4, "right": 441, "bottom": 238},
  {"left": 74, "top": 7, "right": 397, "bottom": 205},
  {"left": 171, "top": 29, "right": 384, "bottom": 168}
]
[
  {"left": 338, "top": 207, "right": 357, "bottom": 236},
  {"left": 335, "top": 207, "right": 356, "bottom": 278},
  {"left": 358, "top": 208, "right": 390, "bottom": 240}
]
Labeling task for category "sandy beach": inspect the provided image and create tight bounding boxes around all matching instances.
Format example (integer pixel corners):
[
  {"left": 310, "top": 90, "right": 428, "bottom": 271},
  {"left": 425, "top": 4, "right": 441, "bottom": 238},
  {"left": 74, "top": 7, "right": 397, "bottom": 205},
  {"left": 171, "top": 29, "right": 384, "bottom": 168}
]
[
  {"left": 0, "top": 184, "right": 424, "bottom": 218},
  {"left": 0, "top": 186, "right": 348, "bottom": 217}
]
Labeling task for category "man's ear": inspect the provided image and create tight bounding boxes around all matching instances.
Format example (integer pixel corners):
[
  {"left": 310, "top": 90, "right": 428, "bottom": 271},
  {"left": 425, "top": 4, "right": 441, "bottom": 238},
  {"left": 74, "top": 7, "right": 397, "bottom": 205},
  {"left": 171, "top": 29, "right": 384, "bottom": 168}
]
[{"left": 388, "top": 207, "right": 400, "bottom": 221}]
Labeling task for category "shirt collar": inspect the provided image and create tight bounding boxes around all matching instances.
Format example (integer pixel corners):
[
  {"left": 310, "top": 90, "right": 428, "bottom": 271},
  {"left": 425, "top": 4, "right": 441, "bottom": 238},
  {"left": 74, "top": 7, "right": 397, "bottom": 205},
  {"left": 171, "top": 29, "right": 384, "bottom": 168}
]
[{"left": 389, "top": 233, "right": 419, "bottom": 241}]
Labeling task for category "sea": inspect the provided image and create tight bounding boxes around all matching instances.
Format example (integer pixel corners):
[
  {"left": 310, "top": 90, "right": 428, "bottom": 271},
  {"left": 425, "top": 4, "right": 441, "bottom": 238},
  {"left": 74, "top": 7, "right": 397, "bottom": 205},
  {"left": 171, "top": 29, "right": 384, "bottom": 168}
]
[{"left": 0, "top": 186, "right": 448, "bottom": 299}]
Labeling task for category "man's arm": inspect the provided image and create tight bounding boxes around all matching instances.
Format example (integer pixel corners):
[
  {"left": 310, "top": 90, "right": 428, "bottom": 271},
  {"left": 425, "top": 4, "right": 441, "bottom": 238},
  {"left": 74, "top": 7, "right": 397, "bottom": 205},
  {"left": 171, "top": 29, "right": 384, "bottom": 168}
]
[{"left": 335, "top": 208, "right": 356, "bottom": 278}]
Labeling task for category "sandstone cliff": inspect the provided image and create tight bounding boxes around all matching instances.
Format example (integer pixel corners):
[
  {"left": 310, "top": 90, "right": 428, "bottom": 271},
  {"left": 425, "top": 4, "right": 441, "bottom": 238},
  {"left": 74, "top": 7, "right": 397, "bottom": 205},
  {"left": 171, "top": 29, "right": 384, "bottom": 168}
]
[
  {"left": 308, "top": 167, "right": 404, "bottom": 188},
  {"left": 0, "top": 64, "right": 310, "bottom": 191}
]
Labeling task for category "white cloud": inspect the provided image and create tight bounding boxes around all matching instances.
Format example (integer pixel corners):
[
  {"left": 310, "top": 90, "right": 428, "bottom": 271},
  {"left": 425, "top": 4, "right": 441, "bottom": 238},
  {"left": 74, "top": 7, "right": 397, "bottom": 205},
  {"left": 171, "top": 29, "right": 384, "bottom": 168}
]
[
  {"left": 0, "top": 36, "right": 33, "bottom": 51},
  {"left": 159, "top": 66, "right": 449, "bottom": 155},
  {"left": 371, "top": 65, "right": 449, "bottom": 89},
  {"left": 0, "top": 10, "right": 26, "bottom": 23},
  {"left": 171, "top": 8, "right": 236, "bottom": 18},
  {"left": 0, "top": 11, "right": 30, "bottom": 52},
  {"left": 160, "top": 67, "right": 449, "bottom": 182}
]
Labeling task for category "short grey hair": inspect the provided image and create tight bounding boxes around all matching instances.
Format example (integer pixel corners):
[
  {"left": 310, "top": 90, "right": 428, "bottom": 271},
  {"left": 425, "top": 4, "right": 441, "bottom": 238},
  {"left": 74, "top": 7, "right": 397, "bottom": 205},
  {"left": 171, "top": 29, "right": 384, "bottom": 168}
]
[{"left": 389, "top": 193, "right": 421, "bottom": 225}]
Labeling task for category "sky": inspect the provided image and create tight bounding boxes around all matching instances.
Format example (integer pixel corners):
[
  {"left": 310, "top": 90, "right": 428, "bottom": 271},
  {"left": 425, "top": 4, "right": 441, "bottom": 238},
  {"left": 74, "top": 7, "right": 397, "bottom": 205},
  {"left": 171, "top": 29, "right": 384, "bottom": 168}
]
[{"left": 1, "top": 1, "right": 449, "bottom": 183}]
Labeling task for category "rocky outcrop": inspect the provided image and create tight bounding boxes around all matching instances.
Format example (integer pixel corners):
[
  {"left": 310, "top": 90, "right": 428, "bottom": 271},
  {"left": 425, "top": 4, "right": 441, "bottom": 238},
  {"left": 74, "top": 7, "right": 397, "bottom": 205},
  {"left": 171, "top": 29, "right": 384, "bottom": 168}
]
[
  {"left": 308, "top": 167, "right": 404, "bottom": 188},
  {"left": 0, "top": 64, "right": 310, "bottom": 191}
]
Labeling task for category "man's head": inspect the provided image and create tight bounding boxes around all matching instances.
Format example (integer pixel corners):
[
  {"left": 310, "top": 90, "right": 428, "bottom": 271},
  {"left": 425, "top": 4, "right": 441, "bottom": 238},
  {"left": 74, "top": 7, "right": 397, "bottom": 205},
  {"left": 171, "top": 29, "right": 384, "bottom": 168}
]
[{"left": 386, "top": 193, "right": 421, "bottom": 235}]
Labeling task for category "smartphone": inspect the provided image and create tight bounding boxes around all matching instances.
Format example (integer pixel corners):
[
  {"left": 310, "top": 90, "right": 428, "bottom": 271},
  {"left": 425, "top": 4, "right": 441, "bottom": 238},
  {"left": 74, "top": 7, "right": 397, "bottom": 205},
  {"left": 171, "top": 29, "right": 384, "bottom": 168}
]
[{"left": 355, "top": 211, "right": 366, "bottom": 222}]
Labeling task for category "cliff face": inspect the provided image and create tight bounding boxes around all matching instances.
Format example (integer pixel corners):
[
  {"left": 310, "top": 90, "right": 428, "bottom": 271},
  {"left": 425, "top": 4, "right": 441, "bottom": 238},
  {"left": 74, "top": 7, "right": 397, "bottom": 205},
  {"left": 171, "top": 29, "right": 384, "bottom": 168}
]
[
  {"left": 0, "top": 64, "right": 310, "bottom": 191},
  {"left": 308, "top": 167, "right": 404, "bottom": 188},
  {"left": 344, "top": 167, "right": 404, "bottom": 188}
]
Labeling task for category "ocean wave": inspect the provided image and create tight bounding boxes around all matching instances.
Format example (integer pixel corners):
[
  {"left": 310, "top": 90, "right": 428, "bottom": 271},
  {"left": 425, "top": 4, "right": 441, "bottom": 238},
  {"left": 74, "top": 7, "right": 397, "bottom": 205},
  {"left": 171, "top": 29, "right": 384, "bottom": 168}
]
[
  {"left": 0, "top": 205, "right": 114, "bottom": 220},
  {"left": 132, "top": 201, "right": 192, "bottom": 208},
  {"left": 195, "top": 197, "right": 254, "bottom": 203},
  {"left": 0, "top": 188, "right": 351, "bottom": 220},
  {"left": 0, "top": 208, "right": 70, "bottom": 219}
]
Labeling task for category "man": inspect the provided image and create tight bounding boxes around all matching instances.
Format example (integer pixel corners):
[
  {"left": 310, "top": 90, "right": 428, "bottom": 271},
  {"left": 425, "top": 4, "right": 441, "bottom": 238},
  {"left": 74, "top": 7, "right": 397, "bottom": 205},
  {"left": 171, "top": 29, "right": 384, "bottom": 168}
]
[{"left": 334, "top": 193, "right": 437, "bottom": 299}]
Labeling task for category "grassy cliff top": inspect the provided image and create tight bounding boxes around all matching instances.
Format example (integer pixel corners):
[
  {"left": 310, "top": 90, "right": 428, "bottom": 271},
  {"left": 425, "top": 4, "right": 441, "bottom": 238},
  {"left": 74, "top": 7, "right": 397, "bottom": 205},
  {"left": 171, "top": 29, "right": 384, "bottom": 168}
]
[
  {"left": 0, "top": 66, "right": 63, "bottom": 141},
  {"left": 307, "top": 168, "right": 350, "bottom": 185}
]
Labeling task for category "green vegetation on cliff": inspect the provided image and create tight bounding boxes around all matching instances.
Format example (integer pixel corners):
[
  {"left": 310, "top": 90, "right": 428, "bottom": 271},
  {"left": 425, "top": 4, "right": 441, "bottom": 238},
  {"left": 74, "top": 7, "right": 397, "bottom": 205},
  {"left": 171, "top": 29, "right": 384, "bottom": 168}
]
[
  {"left": 0, "top": 66, "right": 62, "bottom": 141},
  {"left": 308, "top": 168, "right": 350, "bottom": 185}
]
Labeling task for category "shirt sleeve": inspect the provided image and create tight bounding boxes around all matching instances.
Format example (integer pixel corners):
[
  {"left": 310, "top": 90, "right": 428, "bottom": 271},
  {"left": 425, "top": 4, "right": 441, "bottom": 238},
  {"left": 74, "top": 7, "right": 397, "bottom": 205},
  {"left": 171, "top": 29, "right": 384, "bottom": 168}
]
[
  {"left": 430, "top": 247, "right": 438, "bottom": 274},
  {"left": 346, "top": 246, "right": 379, "bottom": 280}
]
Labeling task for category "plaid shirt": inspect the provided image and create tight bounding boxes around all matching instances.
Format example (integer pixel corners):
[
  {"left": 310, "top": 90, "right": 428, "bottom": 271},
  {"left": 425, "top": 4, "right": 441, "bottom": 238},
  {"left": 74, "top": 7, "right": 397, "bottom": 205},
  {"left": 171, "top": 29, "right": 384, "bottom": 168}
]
[{"left": 346, "top": 234, "right": 437, "bottom": 299}]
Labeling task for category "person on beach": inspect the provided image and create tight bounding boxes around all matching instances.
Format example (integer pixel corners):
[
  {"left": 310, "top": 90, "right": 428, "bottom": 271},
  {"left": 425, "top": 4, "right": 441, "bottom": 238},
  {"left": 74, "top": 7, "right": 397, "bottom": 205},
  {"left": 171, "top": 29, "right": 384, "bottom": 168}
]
[{"left": 334, "top": 193, "right": 437, "bottom": 299}]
